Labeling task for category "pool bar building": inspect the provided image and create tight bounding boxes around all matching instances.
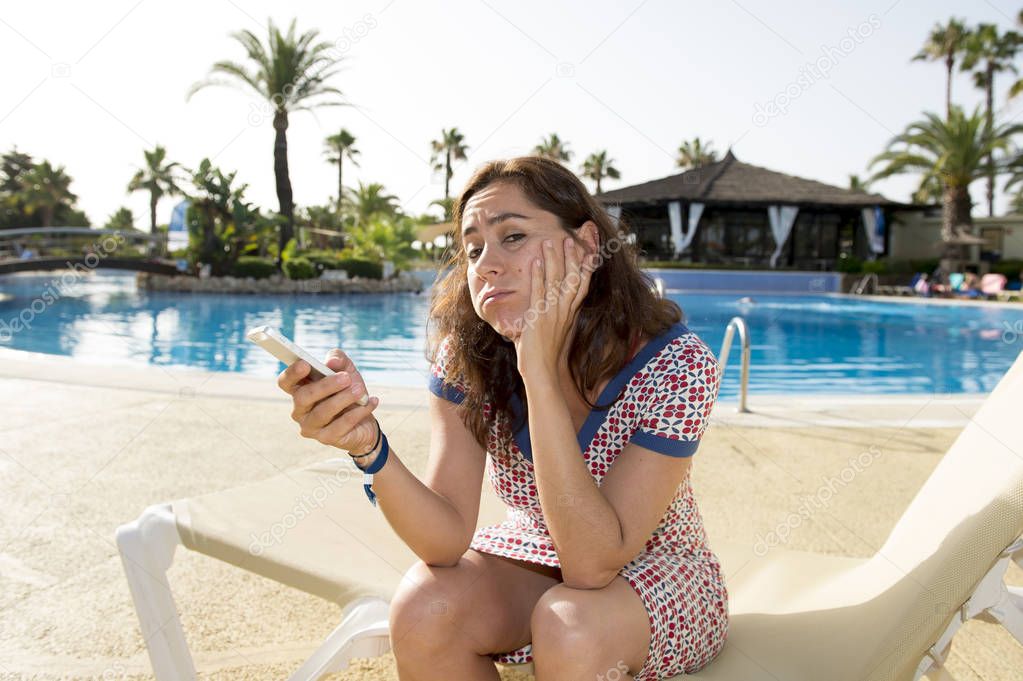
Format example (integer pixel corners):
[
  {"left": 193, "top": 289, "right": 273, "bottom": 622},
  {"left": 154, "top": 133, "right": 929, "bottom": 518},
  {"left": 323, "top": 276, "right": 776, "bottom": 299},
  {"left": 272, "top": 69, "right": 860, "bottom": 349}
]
[{"left": 596, "top": 150, "right": 928, "bottom": 270}]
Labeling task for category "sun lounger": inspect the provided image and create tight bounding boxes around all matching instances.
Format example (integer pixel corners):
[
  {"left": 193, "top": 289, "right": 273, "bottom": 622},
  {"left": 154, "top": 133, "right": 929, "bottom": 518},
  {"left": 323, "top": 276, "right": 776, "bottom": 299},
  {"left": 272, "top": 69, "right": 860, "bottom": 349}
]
[{"left": 118, "top": 351, "right": 1023, "bottom": 680}]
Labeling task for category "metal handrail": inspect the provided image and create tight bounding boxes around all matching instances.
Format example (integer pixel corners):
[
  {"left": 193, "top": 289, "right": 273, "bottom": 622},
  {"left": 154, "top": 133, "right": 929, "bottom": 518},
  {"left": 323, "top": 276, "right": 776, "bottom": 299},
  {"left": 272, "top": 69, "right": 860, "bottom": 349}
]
[
  {"left": 852, "top": 272, "right": 878, "bottom": 295},
  {"left": 718, "top": 316, "right": 751, "bottom": 413}
]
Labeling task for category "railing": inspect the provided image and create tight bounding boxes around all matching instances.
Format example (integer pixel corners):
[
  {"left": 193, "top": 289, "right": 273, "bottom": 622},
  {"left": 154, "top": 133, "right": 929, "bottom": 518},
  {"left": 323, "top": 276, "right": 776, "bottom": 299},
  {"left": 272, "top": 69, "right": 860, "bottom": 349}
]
[
  {"left": 852, "top": 272, "right": 878, "bottom": 295},
  {"left": 717, "top": 316, "right": 751, "bottom": 413}
]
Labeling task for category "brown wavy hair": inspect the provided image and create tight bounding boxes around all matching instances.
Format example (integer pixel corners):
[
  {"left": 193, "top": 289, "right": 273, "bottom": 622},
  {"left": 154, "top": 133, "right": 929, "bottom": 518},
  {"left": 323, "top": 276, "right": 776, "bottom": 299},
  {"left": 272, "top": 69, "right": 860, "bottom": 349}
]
[{"left": 427, "top": 156, "right": 682, "bottom": 457}]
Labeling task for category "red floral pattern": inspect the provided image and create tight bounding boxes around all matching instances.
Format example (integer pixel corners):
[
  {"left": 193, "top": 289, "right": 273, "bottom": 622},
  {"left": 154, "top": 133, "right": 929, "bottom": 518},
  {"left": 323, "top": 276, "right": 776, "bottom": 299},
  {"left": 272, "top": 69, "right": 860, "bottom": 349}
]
[{"left": 430, "top": 329, "right": 728, "bottom": 679}]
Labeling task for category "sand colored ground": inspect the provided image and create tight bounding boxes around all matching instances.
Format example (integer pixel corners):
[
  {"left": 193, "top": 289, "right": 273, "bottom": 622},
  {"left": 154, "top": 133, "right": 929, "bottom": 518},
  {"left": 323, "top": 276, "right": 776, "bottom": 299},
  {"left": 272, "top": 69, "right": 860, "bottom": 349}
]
[{"left": 1, "top": 351, "right": 1020, "bottom": 680}]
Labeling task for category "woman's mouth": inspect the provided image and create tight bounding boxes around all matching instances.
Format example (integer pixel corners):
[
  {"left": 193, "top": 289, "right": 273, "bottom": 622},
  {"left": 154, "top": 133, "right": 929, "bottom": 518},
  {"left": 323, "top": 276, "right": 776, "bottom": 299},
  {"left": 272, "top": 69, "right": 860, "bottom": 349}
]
[{"left": 482, "top": 290, "right": 513, "bottom": 306}]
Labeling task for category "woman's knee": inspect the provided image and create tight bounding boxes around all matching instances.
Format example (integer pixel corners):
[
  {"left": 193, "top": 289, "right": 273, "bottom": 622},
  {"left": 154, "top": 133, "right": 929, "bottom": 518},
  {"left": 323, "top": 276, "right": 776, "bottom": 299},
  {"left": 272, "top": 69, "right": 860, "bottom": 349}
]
[
  {"left": 389, "top": 559, "right": 467, "bottom": 654},
  {"left": 529, "top": 584, "right": 610, "bottom": 658}
]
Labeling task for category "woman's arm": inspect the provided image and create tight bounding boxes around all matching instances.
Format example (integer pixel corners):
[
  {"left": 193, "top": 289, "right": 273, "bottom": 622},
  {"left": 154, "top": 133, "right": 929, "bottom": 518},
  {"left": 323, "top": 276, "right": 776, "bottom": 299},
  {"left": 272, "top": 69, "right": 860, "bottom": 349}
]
[
  {"left": 361, "top": 393, "right": 487, "bottom": 567},
  {"left": 280, "top": 354, "right": 485, "bottom": 568},
  {"left": 524, "top": 378, "right": 692, "bottom": 589}
]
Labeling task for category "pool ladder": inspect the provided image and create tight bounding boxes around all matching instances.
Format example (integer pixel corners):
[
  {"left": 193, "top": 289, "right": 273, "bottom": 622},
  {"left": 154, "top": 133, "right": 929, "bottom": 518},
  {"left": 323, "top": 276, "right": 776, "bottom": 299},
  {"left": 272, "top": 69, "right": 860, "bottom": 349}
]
[
  {"left": 852, "top": 272, "right": 878, "bottom": 295},
  {"left": 651, "top": 279, "right": 751, "bottom": 413},
  {"left": 717, "top": 317, "right": 752, "bottom": 413}
]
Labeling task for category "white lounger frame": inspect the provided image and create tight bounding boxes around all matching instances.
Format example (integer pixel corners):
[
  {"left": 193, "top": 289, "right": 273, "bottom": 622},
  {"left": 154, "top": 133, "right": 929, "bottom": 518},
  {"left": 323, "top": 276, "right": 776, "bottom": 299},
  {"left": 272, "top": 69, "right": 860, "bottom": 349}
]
[
  {"left": 118, "top": 501, "right": 1023, "bottom": 680},
  {"left": 116, "top": 503, "right": 391, "bottom": 681}
]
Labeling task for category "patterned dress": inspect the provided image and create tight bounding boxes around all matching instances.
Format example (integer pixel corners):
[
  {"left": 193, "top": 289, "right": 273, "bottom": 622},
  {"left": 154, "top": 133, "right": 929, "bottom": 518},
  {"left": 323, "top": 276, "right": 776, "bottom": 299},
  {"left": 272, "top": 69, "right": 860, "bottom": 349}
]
[{"left": 428, "top": 322, "right": 729, "bottom": 679}]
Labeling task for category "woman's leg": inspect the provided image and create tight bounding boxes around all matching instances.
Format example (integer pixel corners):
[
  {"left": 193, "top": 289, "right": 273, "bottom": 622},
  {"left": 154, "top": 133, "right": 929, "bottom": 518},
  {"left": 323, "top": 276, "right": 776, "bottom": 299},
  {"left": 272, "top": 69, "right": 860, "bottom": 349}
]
[
  {"left": 530, "top": 575, "right": 652, "bottom": 681},
  {"left": 389, "top": 548, "right": 563, "bottom": 681}
]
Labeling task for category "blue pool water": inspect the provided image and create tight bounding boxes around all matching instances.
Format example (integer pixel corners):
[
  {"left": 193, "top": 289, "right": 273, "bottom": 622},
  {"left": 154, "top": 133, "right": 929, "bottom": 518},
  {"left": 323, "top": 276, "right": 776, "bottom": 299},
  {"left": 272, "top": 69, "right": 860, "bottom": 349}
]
[{"left": 1, "top": 271, "right": 1021, "bottom": 397}]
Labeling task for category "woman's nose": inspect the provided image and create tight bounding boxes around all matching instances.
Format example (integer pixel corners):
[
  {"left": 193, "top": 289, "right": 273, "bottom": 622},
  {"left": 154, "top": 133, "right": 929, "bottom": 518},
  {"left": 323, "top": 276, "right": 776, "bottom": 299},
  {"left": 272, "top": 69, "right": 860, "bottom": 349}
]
[{"left": 473, "top": 243, "right": 503, "bottom": 276}]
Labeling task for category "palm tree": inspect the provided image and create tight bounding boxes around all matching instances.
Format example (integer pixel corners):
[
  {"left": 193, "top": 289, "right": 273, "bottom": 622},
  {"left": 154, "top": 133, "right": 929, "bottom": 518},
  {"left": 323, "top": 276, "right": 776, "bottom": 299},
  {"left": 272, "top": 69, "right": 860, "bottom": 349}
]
[
  {"left": 105, "top": 207, "right": 137, "bottom": 232},
  {"left": 323, "top": 128, "right": 360, "bottom": 213},
  {"left": 580, "top": 150, "right": 620, "bottom": 194},
  {"left": 533, "top": 133, "right": 573, "bottom": 163},
  {"left": 960, "top": 23, "right": 1023, "bottom": 216},
  {"left": 188, "top": 18, "right": 346, "bottom": 266},
  {"left": 189, "top": 158, "right": 249, "bottom": 273},
  {"left": 343, "top": 181, "right": 400, "bottom": 226},
  {"left": 18, "top": 161, "right": 76, "bottom": 227},
  {"left": 675, "top": 137, "right": 718, "bottom": 170},
  {"left": 869, "top": 106, "right": 1023, "bottom": 243},
  {"left": 848, "top": 174, "right": 871, "bottom": 192},
  {"left": 430, "top": 127, "right": 468, "bottom": 213},
  {"left": 912, "top": 18, "right": 968, "bottom": 120},
  {"left": 127, "top": 145, "right": 184, "bottom": 234}
]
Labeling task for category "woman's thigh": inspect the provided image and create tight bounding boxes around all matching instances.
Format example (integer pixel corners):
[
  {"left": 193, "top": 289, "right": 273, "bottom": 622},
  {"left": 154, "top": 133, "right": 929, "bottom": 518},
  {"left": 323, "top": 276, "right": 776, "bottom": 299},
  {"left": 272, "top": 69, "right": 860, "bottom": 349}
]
[{"left": 389, "top": 549, "right": 563, "bottom": 656}]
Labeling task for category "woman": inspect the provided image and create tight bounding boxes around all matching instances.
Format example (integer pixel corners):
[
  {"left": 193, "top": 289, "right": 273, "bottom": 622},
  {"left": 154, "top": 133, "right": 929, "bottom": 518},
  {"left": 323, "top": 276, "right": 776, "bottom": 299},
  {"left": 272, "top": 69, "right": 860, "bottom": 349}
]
[{"left": 278, "top": 156, "right": 728, "bottom": 680}]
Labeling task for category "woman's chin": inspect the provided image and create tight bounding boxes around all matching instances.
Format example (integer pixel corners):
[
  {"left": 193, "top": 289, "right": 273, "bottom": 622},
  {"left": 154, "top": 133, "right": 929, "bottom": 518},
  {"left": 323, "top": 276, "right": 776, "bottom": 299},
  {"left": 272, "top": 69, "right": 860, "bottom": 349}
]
[{"left": 491, "top": 316, "right": 523, "bottom": 342}]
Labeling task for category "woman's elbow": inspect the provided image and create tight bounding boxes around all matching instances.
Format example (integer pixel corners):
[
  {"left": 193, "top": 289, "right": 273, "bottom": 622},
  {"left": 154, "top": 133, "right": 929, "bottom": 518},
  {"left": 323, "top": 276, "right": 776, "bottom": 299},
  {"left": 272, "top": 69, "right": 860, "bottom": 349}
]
[{"left": 559, "top": 560, "right": 620, "bottom": 590}]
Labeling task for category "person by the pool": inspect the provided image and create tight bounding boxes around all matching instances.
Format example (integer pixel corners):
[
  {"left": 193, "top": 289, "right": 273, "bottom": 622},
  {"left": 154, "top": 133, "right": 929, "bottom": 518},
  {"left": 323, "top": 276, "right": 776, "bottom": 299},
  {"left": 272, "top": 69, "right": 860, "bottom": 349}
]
[{"left": 278, "top": 156, "right": 728, "bottom": 680}]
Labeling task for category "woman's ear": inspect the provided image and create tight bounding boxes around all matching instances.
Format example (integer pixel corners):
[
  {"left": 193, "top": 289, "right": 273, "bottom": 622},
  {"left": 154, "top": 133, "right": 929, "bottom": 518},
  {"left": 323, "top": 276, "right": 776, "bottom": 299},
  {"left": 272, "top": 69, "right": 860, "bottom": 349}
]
[{"left": 578, "top": 220, "right": 600, "bottom": 255}]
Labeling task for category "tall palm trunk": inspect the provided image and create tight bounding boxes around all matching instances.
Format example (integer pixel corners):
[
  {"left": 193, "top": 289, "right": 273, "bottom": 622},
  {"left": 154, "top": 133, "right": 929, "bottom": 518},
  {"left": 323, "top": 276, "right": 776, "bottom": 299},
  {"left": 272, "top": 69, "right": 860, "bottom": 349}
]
[
  {"left": 944, "top": 55, "right": 954, "bottom": 120},
  {"left": 444, "top": 149, "right": 452, "bottom": 201},
  {"left": 595, "top": 174, "right": 602, "bottom": 194},
  {"left": 337, "top": 157, "right": 343, "bottom": 213},
  {"left": 942, "top": 185, "right": 972, "bottom": 242},
  {"left": 273, "top": 111, "right": 295, "bottom": 264},
  {"left": 985, "top": 63, "right": 995, "bottom": 217},
  {"left": 149, "top": 193, "right": 158, "bottom": 232}
]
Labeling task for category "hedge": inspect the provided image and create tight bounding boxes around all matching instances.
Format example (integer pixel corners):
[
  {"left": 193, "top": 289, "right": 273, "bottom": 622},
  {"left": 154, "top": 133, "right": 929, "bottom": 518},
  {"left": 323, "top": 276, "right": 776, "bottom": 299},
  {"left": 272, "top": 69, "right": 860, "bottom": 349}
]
[{"left": 231, "top": 256, "right": 276, "bottom": 279}]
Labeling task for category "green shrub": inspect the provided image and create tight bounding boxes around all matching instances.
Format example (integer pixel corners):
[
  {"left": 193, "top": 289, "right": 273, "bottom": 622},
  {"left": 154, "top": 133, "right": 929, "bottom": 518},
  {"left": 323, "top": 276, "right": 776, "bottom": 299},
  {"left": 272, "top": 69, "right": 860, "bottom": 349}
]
[
  {"left": 232, "top": 256, "right": 277, "bottom": 279},
  {"left": 305, "top": 251, "right": 345, "bottom": 272},
  {"left": 283, "top": 256, "right": 318, "bottom": 280},
  {"left": 338, "top": 257, "right": 383, "bottom": 279},
  {"left": 836, "top": 255, "right": 863, "bottom": 273},
  {"left": 281, "top": 238, "right": 299, "bottom": 263},
  {"left": 992, "top": 259, "right": 1023, "bottom": 278},
  {"left": 861, "top": 260, "right": 887, "bottom": 275}
]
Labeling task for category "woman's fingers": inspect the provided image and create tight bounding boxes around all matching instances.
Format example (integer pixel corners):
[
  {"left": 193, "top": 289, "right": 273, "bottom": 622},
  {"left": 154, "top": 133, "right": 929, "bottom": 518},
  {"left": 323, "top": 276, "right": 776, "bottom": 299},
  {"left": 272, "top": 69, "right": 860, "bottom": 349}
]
[
  {"left": 277, "top": 359, "right": 311, "bottom": 394},
  {"left": 301, "top": 378, "right": 367, "bottom": 432},
  {"left": 291, "top": 371, "right": 353, "bottom": 422},
  {"left": 316, "top": 398, "right": 380, "bottom": 448}
]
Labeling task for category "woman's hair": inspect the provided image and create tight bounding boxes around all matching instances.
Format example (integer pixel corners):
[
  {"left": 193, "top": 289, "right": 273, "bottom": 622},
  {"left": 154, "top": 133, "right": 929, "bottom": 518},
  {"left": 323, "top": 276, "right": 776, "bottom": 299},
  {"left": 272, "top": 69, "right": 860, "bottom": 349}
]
[{"left": 427, "top": 155, "right": 682, "bottom": 456}]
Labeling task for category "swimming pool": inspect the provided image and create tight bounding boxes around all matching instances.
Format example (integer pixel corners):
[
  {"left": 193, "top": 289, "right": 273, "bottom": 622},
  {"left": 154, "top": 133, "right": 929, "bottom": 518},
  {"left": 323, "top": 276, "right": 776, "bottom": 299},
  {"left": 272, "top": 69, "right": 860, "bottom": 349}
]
[{"left": 1, "top": 272, "right": 1021, "bottom": 397}]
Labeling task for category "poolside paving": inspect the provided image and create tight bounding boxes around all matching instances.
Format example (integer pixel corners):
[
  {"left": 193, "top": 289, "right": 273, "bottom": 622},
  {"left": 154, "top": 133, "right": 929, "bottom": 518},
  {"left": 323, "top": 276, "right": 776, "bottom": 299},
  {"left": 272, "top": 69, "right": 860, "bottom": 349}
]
[{"left": 0, "top": 351, "right": 1019, "bottom": 680}]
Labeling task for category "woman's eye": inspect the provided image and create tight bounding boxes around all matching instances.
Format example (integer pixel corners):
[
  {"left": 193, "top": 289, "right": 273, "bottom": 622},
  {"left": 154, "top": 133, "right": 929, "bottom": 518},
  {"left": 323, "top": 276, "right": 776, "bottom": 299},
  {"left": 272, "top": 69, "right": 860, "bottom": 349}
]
[
  {"left": 504, "top": 233, "right": 524, "bottom": 244},
  {"left": 467, "top": 247, "right": 482, "bottom": 260}
]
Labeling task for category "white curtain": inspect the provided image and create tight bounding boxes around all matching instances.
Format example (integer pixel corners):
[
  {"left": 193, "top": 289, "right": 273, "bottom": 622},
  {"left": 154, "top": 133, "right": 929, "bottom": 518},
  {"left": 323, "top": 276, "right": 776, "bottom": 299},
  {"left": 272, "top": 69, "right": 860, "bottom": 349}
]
[
  {"left": 683, "top": 202, "right": 704, "bottom": 255},
  {"left": 861, "top": 206, "right": 885, "bottom": 256},
  {"left": 767, "top": 205, "right": 799, "bottom": 268},
  {"left": 667, "top": 201, "right": 703, "bottom": 256},
  {"left": 668, "top": 201, "right": 684, "bottom": 255}
]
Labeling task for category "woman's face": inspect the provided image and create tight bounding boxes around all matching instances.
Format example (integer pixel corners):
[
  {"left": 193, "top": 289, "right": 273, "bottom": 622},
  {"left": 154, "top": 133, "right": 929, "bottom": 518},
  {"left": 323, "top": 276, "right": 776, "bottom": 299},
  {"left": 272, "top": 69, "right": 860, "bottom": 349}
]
[{"left": 460, "top": 181, "right": 596, "bottom": 339}]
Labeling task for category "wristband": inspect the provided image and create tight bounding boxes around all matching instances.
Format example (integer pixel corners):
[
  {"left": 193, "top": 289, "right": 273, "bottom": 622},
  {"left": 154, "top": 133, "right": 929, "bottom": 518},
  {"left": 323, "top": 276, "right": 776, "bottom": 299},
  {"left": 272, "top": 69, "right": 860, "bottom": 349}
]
[{"left": 361, "top": 431, "right": 389, "bottom": 507}]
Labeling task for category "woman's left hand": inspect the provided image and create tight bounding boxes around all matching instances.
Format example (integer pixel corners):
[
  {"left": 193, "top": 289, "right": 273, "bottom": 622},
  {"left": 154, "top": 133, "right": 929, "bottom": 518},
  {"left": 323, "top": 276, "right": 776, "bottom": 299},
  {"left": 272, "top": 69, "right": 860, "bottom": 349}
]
[{"left": 513, "top": 236, "right": 595, "bottom": 382}]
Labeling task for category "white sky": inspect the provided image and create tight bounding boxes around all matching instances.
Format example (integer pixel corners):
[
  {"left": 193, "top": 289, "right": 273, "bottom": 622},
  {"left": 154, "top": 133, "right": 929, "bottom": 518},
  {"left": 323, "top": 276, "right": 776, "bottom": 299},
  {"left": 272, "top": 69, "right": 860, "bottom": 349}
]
[{"left": 2, "top": 0, "right": 1021, "bottom": 230}]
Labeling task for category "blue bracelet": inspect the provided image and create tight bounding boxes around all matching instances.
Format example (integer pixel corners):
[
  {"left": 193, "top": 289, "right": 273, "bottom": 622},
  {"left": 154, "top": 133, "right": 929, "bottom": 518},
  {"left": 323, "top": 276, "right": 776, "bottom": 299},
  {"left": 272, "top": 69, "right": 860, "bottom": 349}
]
[{"left": 361, "top": 431, "right": 389, "bottom": 507}]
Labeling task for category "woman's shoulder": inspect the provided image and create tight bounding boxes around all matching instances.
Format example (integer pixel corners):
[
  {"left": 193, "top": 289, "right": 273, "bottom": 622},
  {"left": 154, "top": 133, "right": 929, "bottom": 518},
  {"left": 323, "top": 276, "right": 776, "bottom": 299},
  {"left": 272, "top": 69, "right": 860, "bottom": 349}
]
[
  {"left": 630, "top": 323, "right": 719, "bottom": 390},
  {"left": 429, "top": 335, "right": 469, "bottom": 402}
]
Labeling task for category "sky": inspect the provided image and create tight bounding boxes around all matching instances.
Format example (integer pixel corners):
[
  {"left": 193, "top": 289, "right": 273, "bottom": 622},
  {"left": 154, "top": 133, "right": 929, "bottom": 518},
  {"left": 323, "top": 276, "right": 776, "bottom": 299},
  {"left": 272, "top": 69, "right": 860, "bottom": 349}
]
[{"left": 2, "top": 0, "right": 1022, "bottom": 231}]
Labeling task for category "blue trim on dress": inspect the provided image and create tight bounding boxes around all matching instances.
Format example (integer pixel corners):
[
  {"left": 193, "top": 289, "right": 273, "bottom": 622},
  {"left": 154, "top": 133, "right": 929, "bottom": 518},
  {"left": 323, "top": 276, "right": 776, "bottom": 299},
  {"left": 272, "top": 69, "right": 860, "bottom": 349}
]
[
  {"left": 630, "top": 431, "right": 700, "bottom": 457},
  {"left": 428, "top": 375, "right": 466, "bottom": 405},
  {"left": 511, "top": 322, "right": 690, "bottom": 463}
]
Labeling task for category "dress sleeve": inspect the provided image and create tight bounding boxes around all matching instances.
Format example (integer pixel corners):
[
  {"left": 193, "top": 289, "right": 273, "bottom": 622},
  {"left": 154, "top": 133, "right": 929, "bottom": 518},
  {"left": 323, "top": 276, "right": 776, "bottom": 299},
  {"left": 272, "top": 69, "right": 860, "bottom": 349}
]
[
  {"left": 629, "top": 335, "right": 720, "bottom": 458},
  {"left": 428, "top": 335, "right": 469, "bottom": 405}
]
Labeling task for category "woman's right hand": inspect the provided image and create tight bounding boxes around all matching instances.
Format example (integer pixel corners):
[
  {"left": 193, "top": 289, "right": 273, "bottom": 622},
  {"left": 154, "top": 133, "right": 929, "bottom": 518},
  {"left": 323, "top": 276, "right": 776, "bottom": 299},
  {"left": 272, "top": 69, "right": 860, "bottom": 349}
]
[{"left": 277, "top": 349, "right": 380, "bottom": 452}]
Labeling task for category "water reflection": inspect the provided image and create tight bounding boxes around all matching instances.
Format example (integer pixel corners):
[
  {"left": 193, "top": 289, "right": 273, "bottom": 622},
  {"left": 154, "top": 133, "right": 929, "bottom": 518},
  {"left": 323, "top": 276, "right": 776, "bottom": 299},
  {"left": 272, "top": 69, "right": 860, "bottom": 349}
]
[{"left": 0, "top": 271, "right": 1020, "bottom": 396}]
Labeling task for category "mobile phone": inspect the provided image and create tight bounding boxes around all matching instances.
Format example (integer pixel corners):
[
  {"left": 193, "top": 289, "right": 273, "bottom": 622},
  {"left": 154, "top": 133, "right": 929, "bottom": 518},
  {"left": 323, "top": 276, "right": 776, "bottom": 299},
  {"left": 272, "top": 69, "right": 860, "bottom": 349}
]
[{"left": 245, "top": 325, "right": 369, "bottom": 406}]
